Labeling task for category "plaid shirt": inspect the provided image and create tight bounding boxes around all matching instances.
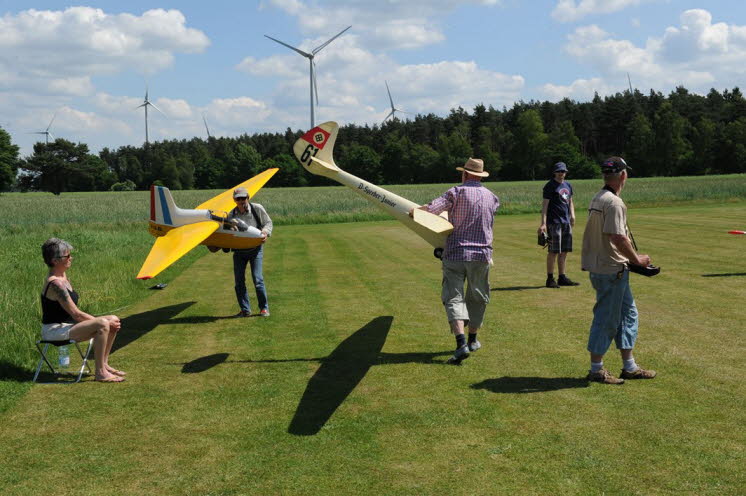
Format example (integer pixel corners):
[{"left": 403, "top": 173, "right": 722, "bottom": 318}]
[{"left": 426, "top": 180, "right": 500, "bottom": 262}]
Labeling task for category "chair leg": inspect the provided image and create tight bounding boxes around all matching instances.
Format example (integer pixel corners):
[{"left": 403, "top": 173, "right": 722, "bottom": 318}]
[
  {"left": 33, "top": 342, "right": 56, "bottom": 383},
  {"left": 34, "top": 340, "right": 93, "bottom": 385},
  {"left": 72, "top": 339, "right": 93, "bottom": 383}
]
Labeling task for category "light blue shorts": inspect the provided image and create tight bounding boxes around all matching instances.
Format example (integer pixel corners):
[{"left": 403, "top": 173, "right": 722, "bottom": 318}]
[{"left": 587, "top": 270, "right": 638, "bottom": 355}]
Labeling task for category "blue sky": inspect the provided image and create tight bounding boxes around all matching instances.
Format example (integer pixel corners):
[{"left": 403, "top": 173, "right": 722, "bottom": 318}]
[{"left": 1, "top": 0, "right": 745, "bottom": 156}]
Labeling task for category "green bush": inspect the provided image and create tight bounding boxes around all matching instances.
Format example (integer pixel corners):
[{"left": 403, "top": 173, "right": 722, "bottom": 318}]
[{"left": 110, "top": 179, "right": 136, "bottom": 192}]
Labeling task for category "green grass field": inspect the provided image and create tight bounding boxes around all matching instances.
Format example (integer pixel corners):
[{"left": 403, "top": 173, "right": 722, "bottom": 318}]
[{"left": 0, "top": 176, "right": 745, "bottom": 494}]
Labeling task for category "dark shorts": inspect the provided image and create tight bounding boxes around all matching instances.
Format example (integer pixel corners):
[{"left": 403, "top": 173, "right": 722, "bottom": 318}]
[{"left": 548, "top": 223, "right": 572, "bottom": 253}]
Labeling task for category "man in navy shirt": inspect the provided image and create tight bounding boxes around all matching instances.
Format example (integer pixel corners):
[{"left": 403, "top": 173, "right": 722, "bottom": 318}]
[{"left": 538, "top": 162, "right": 580, "bottom": 288}]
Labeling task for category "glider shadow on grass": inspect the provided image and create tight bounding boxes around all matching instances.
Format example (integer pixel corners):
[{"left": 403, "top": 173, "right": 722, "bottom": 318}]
[
  {"left": 112, "top": 301, "right": 195, "bottom": 354},
  {"left": 471, "top": 376, "right": 589, "bottom": 394},
  {"left": 179, "top": 316, "right": 451, "bottom": 436},
  {"left": 701, "top": 272, "right": 746, "bottom": 277}
]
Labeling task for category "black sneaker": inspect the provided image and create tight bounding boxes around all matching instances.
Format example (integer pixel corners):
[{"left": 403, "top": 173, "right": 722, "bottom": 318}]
[
  {"left": 546, "top": 277, "right": 559, "bottom": 288},
  {"left": 558, "top": 275, "right": 579, "bottom": 286}
]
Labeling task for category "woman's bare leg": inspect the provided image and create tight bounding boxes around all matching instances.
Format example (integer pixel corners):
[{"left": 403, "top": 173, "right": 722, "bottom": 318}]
[{"left": 69, "top": 317, "right": 122, "bottom": 382}]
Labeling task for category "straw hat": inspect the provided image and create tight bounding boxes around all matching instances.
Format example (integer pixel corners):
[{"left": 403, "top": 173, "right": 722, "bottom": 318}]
[{"left": 456, "top": 157, "right": 489, "bottom": 177}]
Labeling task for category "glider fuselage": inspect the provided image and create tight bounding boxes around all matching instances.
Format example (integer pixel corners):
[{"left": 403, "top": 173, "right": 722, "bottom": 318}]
[{"left": 147, "top": 220, "right": 263, "bottom": 250}]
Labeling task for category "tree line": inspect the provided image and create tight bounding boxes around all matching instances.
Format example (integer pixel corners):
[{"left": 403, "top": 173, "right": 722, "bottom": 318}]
[{"left": 2, "top": 85, "right": 746, "bottom": 194}]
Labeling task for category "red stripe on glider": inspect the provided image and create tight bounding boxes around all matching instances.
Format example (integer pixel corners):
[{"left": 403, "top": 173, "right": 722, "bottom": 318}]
[{"left": 150, "top": 185, "right": 156, "bottom": 221}]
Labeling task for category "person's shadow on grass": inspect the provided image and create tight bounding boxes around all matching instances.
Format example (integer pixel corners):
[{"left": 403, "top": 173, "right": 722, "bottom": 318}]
[
  {"left": 471, "top": 376, "right": 589, "bottom": 394},
  {"left": 491, "top": 286, "right": 545, "bottom": 291},
  {"left": 178, "top": 316, "right": 452, "bottom": 435},
  {"left": 112, "top": 301, "right": 196, "bottom": 354}
]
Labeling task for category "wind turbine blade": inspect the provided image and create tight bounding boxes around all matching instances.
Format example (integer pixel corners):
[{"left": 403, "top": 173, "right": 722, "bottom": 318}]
[
  {"left": 46, "top": 112, "right": 58, "bottom": 131},
  {"left": 312, "top": 60, "right": 319, "bottom": 105},
  {"left": 313, "top": 25, "right": 351, "bottom": 54},
  {"left": 382, "top": 110, "right": 395, "bottom": 124},
  {"left": 385, "top": 81, "right": 395, "bottom": 108},
  {"left": 202, "top": 113, "right": 212, "bottom": 138},
  {"left": 149, "top": 102, "right": 167, "bottom": 117},
  {"left": 48, "top": 132, "right": 55, "bottom": 141},
  {"left": 264, "top": 34, "right": 312, "bottom": 58}
]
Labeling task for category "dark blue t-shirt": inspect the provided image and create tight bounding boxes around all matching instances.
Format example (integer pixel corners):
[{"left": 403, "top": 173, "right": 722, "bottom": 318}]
[{"left": 542, "top": 179, "right": 573, "bottom": 224}]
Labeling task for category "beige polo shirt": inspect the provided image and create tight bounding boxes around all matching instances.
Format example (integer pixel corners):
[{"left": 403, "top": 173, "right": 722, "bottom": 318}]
[{"left": 581, "top": 188, "right": 629, "bottom": 274}]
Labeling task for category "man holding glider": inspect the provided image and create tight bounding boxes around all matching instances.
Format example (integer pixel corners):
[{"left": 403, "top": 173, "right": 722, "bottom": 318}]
[
  {"left": 411, "top": 158, "right": 500, "bottom": 365},
  {"left": 581, "top": 157, "right": 656, "bottom": 384},
  {"left": 538, "top": 161, "right": 579, "bottom": 288},
  {"left": 228, "top": 187, "right": 273, "bottom": 317}
]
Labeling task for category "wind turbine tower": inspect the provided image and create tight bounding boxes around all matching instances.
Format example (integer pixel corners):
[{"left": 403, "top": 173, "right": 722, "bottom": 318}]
[
  {"left": 136, "top": 87, "right": 165, "bottom": 146},
  {"left": 264, "top": 26, "right": 351, "bottom": 128}
]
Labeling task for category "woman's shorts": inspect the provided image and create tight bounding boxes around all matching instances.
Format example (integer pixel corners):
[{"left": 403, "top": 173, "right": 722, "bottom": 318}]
[
  {"left": 548, "top": 223, "right": 573, "bottom": 253},
  {"left": 41, "top": 322, "right": 75, "bottom": 342}
]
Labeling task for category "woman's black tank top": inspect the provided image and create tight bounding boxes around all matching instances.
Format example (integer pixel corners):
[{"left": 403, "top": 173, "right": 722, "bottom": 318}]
[{"left": 41, "top": 281, "right": 79, "bottom": 324}]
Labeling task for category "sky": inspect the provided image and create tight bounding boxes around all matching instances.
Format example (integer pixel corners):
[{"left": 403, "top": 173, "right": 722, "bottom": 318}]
[{"left": 2, "top": 0, "right": 745, "bottom": 157}]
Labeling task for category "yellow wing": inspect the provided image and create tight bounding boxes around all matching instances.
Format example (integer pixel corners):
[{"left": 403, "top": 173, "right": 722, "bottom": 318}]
[
  {"left": 196, "top": 168, "right": 279, "bottom": 211},
  {"left": 137, "top": 222, "right": 219, "bottom": 280}
]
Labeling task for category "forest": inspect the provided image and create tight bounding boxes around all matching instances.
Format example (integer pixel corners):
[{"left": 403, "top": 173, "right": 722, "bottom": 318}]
[{"left": 2, "top": 85, "right": 746, "bottom": 194}]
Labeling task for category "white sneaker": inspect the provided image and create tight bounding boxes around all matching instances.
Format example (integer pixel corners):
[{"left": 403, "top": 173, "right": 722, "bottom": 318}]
[
  {"left": 468, "top": 340, "right": 481, "bottom": 352},
  {"left": 446, "top": 345, "right": 470, "bottom": 365}
]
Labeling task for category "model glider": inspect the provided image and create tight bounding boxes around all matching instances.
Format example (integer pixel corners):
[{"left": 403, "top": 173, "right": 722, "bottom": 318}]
[
  {"left": 292, "top": 121, "right": 453, "bottom": 258},
  {"left": 137, "top": 169, "right": 279, "bottom": 279},
  {"left": 728, "top": 230, "right": 746, "bottom": 235}
]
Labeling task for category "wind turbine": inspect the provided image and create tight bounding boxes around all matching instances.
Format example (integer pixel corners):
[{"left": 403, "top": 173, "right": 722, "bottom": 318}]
[
  {"left": 382, "top": 80, "right": 408, "bottom": 124},
  {"left": 31, "top": 112, "right": 57, "bottom": 144},
  {"left": 202, "top": 112, "right": 212, "bottom": 139},
  {"left": 136, "top": 86, "right": 165, "bottom": 146},
  {"left": 264, "top": 25, "right": 351, "bottom": 128}
]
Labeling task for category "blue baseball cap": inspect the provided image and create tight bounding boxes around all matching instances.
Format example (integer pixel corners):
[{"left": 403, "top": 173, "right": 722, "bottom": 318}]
[{"left": 553, "top": 162, "right": 568, "bottom": 172}]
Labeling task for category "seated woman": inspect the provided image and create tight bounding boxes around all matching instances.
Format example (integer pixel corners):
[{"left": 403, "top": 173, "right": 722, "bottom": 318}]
[{"left": 40, "top": 238, "right": 125, "bottom": 383}]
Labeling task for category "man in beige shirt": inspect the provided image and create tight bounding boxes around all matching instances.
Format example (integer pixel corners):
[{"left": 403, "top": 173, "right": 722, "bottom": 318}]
[{"left": 581, "top": 157, "right": 657, "bottom": 384}]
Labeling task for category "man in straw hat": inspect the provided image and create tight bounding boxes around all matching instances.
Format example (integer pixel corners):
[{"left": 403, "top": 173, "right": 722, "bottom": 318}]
[{"left": 410, "top": 157, "right": 500, "bottom": 365}]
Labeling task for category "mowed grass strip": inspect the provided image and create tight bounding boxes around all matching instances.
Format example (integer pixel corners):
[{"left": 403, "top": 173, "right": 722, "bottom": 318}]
[{"left": 0, "top": 203, "right": 744, "bottom": 495}]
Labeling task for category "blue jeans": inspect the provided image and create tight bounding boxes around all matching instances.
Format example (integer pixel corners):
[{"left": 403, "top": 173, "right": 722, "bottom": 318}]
[
  {"left": 587, "top": 270, "right": 638, "bottom": 355},
  {"left": 233, "top": 247, "right": 268, "bottom": 313}
]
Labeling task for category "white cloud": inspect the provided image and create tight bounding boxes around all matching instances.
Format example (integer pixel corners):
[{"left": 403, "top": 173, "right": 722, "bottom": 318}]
[
  {"left": 264, "top": 0, "right": 501, "bottom": 50},
  {"left": 659, "top": 9, "right": 738, "bottom": 62},
  {"left": 0, "top": 7, "right": 210, "bottom": 91},
  {"left": 245, "top": 31, "right": 523, "bottom": 129},
  {"left": 551, "top": 0, "right": 649, "bottom": 23},
  {"left": 545, "top": 10, "right": 746, "bottom": 101},
  {"left": 155, "top": 98, "right": 192, "bottom": 119},
  {"left": 542, "top": 77, "right": 610, "bottom": 101}
]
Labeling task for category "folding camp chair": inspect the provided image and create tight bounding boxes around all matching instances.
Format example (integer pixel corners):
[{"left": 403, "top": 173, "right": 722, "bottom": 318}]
[{"left": 33, "top": 338, "right": 93, "bottom": 384}]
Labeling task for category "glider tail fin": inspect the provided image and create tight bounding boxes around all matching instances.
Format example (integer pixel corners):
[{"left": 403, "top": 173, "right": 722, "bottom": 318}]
[
  {"left": 150, "top": 184, "right": 210, "bottom": 227},
  {"left": 151, "top": 185, "right": 179, "bottom": 226},
  {"left": 293, "top": 121, "right": 341, "bottom": 178}
]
